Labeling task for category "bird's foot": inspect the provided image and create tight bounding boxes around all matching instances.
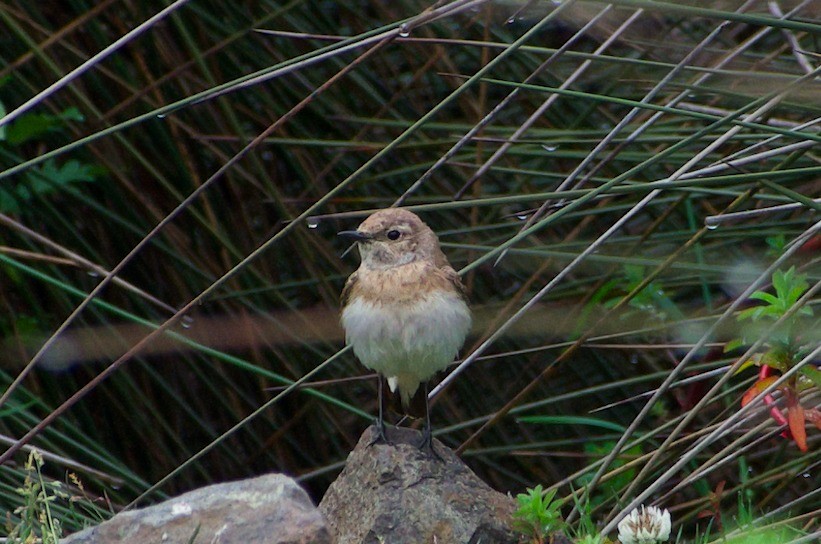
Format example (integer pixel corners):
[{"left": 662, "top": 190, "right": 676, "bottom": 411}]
[
  {"left": 417, "top": 426, "right": 443, "bottom": 461},
  {"left": 368, "top": 419, "right": 391, "bottom": 447}
]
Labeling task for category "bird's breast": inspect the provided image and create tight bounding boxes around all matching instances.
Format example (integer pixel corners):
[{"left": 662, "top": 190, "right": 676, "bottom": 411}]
[
  {"left": 347, "top": 262, "right": 448, "bottom": 304},
  {"left": 340, "top": 273, "right": 471, "bottom": 382}
]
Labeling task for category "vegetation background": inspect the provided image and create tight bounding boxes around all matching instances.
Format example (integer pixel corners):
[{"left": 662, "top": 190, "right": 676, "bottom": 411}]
[{"left": 0, "top": 0, "right": 818, "bottom": 541}]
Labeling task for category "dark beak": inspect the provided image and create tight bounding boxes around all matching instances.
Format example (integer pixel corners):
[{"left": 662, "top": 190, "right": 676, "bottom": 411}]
[{"left": 337, "top": 230, "right": 371, "bottom": 243}]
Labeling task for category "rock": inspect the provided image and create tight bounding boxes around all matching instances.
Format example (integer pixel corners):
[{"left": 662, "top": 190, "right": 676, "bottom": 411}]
[
  {"left": 62, "top": 473, "right": 331, "bottom": 544},
  {"left": 319, "top": 425, "right": 522, "bottom": 544}
]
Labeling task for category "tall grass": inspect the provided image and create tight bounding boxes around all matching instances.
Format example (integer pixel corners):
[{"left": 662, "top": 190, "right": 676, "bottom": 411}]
[{"left": 0, "top": 0, "right": 818, "bottom": 540}]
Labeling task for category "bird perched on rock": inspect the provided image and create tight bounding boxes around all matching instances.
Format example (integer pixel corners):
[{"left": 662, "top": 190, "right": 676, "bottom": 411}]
[{"left": 339, "top": 208, "right": 471, "bottom": 453}]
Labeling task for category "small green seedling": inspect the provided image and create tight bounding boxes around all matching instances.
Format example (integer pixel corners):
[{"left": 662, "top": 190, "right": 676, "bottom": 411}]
[{"left": 513, "top": 484, "right": 566, "bottom": 543}]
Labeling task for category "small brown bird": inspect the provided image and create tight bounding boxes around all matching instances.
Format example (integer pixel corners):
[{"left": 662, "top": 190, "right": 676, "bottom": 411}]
[{"left": 339, "top": 208, "right": 471, "bottom": 452}]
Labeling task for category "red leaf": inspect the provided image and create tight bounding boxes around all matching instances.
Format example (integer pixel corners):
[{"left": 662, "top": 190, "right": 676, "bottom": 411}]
[
  {"left": 799, "top": 234, "right": 821, "bottom": 252},
  {"left": 786, "top": 394, "right": 808, "bottom": 452},
  {"left": 741, "top": 376, "right": 779, "bottom": 407}
]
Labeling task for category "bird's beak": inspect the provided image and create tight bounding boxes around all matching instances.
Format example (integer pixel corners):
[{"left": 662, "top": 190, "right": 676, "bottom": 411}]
[{"left": 338, "top": 230, "right": 371, "bottom": 243}]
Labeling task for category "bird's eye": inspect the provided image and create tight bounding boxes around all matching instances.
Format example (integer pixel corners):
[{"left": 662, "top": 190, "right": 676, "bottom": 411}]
[{"left": 387, "top": 230, "right": 401, "bottom": 240}]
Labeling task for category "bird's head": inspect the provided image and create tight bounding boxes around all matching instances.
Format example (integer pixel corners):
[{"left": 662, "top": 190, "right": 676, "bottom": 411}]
[{"left": 338, "top": 208, "right": 443, "bottom": 269}]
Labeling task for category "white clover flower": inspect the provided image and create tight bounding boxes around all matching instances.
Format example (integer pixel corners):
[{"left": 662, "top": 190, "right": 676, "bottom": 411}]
[{"left": 617, "top": 505, "right": 671, "bottom": 544}]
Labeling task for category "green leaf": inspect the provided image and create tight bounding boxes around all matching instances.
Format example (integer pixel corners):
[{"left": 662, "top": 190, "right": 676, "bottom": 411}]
[
  {"left": 787, "top": 284, "right": 809, "bottom": 306},
  {"left": 1, "top": 158, "right": 100, "bottom": 213},
  {"left": 761, "top": 347, "right": 789, "bottom": 372},
  {"left": 724, "top": 338, "right": 744, "bottom": 353},
  {"left": 738, "top": 266, "right": 812, "bottom": 328},
  {"left": 748, "top": 291, "right": 780, "bottom": 306},
  {"left": 800, "top": 365, "right": 821, "bottom": 390},
  {"left": 733, "top": 354, "right": 762, "bottom": 374},
  {"left": 60, "top": 106, "right": 84, "bottom": 122},
  {"left": 30, "top": 159, "right": 98, "bottom": 185},
  {"left": 771, "top": 267, "right": 788, "bottom": 290},
  {"left": 5, "top": 107, "right": 86, "bottom": 145},
  {"left": 6, "top": 113, "right": 60, "bottom": 145},
  {"left": 766, "top": 234, "right": 786, "bottom": 252},
  {"left": 738, "top": 306, "right": 768, "bottom": 322},
  {"left": 518, "top": 415, "right": 627, "bottom": 433},
  {"left": 576, "top": 441, "right": 642, "bottom": 500}
]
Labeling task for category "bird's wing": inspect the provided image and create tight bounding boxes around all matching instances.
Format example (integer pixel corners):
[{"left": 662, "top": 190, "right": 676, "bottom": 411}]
[
  {"left": 441, "top": 265, "right": 469, "bottom": 303},
  {"left": 340, "top": 269, "right": 359, "bottom": 308}
]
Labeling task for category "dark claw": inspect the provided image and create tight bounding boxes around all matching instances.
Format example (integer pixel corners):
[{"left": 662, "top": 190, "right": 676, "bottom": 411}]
[
  {"left": 368, "top": 419, "right": 391, "bottom": 447},
  {"left": 417, "top": 424, "right": 443, "bottom": 461}
]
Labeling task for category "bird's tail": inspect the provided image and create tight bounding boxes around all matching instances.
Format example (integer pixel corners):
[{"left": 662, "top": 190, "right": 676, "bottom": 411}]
[{"left": 384, "top": 377, "right": 426, "bottom": 419}]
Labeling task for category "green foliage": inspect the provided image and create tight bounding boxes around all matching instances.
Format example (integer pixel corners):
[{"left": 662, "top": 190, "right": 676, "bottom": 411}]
[
  {"left": 4, "top": 450, "right": 64, "bottom": 544},
  {"left": 712, "top": 494, "right": 806, "bottom": 544},
  {"left": 720, "top": 528, "right": 804, "bottom": 544},
  {"left": 3, "top": 107, "right": 84, "bottom": 146},
  {"left": 597, "top": 264, "right": 683, "bottom": 322},
  {"left": 764, "top": 235, "right": 787, "bottom": 256},
  {"left": 0, "top": 159, "right": 101, "bottom": 213},
  {"left": 576, "top": 441, "right": 642, "bottom": 507},
  {"left": 574, "top": 263, "right": 683, "bottom": 338},
  {"left": 518, "top": 415, "right": 627, "bottom": 433},
  {"left": 576, "top": 534, "right": 608, "bottom": 544},
  {"left": 0, "top": 102, "right": 101, "bottom": 213},
  {"left": 737, "top": 267, "right": 812, "bottom": 325},
  {"left": 800, "top": 364, "right": 821, "bottom": 390},
  {"left": 569, "top": 492, "right": 610, "bottom": 544},
  {"left": 731, "top": 266, "right": 816, "bottom": 378},
  {"left": 513, "top": 485, "right": 565, "bottom": 542},
  {"left": 2, "top": 450, "right": 107, "bottom": 541}
]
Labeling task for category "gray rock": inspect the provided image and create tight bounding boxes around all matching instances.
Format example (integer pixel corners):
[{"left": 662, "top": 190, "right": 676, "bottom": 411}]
[
  {"left": 319, "top": 425, "right": 522, "bottom": 544},
  {"left": 63, "top": 473, "right": 331, "bottom": 544}
]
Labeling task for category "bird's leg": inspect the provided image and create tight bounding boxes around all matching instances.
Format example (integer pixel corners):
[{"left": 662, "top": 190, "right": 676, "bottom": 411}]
[
  {"left": 417, "top": 383, "right": 443, "bottom": 461},
  {"left": 368, "top": 376, "right": 391, "bottom": 446}
]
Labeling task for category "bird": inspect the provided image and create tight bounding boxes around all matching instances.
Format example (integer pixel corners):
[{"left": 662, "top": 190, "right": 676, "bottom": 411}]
[{"left": 338, "top": 208, "right": 471, "bottom": 454}]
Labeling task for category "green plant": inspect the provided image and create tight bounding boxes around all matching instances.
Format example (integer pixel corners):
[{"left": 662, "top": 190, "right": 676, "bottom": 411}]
[
  {"left": 0, "top": 101, "right": 102, "bottom": 213},
  {"left": 569, "top": 491, "right": 611, "bottom": 544},
  {"left": 729, "top": 266, "right": 820, "bottom": 451},
  {"left": 605, "top": 265, "right": 682, "bottom": 320},
  {"left": 736, "top": 266, "right": 814, "bottom": 341},
  {"left": 701, "top": 492, "right": 808, "bottom": 544},
  {"left": 576, "top": 534, "right": 609, "bottom": 544},
  {"left": 513, "top": 485, "right": 565, "bottom": 543},
  {"left": 576, "top": 441, "right": 643, "bottom": 507},
  {"left": 575, "top": 264, "right": 683, "bottom": 337},
  {"left": 719, "top": 528, "right": 805, "bottom": 544},
  {"left": 4, "top": 450, "right": 65, "bottom": 544},
  {"left": 764, "top": 235, "right": 787, "bottom": 256}
]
